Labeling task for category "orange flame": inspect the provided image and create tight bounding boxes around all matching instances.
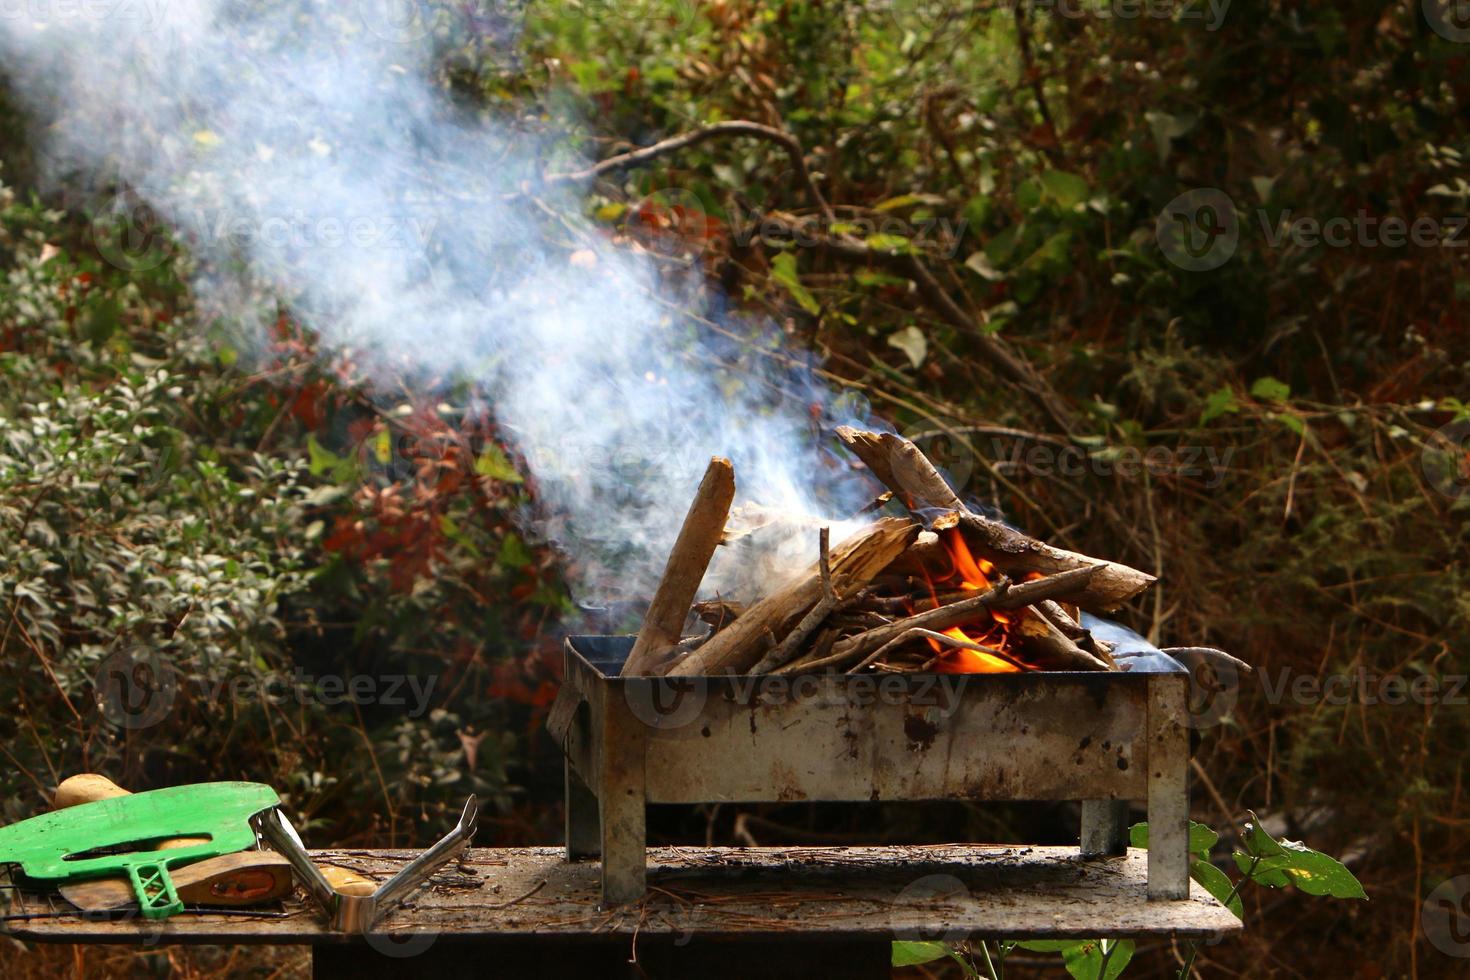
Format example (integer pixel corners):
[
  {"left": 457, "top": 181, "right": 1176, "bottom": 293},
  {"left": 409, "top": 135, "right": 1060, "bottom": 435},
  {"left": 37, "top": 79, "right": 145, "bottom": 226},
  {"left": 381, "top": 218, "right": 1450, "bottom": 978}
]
[{"left": 919, "top": 528, "right": 1027, "bottom": 673}]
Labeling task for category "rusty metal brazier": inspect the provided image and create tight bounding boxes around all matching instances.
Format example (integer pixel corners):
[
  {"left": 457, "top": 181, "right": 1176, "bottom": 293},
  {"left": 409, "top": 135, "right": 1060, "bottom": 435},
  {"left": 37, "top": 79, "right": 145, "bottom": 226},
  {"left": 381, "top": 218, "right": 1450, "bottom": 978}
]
[{"left": 555, "top": 636, "right": 1191, "bottom": 906}]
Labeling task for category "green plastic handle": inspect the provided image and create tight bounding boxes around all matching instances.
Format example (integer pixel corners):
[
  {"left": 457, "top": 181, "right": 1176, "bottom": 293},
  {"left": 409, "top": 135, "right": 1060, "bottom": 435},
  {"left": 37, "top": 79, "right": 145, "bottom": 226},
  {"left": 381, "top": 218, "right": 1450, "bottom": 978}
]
[{"left": 127, "top": 860, "right": 184, "bottom": 920}]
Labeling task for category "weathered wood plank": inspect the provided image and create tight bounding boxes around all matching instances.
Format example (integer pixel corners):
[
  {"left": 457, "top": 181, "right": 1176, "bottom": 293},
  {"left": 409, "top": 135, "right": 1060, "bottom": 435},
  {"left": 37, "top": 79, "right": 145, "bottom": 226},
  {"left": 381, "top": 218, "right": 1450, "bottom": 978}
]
[{"left": 4, "top": 846, "right": 1239, "bottom": 944}]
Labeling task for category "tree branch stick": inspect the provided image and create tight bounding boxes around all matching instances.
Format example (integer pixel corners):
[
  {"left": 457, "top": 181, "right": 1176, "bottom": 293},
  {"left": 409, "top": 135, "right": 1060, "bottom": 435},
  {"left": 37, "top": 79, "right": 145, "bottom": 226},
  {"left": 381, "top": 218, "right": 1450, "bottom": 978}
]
[
  {"left": 544, "top": 120, "right": 834, "bottom": 224},
  {"left": 621, "top": 457, "right": 736, "bottom": 676}
]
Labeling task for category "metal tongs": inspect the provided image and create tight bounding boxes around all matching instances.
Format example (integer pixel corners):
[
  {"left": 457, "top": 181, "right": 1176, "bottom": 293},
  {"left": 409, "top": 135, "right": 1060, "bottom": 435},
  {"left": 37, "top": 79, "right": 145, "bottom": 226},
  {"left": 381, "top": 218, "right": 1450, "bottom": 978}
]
[{"left": 255, "top": 796, "right": 478, "bottom": 932}]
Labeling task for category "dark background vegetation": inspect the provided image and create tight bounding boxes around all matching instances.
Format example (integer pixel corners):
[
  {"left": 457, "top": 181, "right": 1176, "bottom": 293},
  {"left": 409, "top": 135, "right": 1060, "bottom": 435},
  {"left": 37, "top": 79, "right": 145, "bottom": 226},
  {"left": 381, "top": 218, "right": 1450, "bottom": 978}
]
[{"left": 1, "top": 1, "right": 1467, "bottom": 976}]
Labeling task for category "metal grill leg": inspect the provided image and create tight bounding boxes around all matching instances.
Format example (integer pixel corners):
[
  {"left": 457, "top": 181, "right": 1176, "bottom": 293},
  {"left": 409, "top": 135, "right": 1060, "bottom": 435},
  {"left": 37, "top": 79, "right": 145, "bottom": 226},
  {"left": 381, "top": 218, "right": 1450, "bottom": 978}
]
[
  {"left": 598, "top": 698, "right": 648, "bottom": 906},
  {"left": 1080, "top": 799, "right": 1129, "bottom": 857},
  {"left": 1146, "top": 675, "right": 1191, "bottom": 899},
  {"left": 565, "top": 764, "right": 600, "bottom": 860}
]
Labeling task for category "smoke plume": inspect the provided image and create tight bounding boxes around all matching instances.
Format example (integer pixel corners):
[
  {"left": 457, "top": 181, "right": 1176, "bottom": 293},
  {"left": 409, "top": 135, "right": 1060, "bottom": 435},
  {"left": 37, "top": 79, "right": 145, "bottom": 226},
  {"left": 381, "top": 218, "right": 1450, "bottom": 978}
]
[{"left": 0, "top": 1, "right": 872, "bottom": 600}]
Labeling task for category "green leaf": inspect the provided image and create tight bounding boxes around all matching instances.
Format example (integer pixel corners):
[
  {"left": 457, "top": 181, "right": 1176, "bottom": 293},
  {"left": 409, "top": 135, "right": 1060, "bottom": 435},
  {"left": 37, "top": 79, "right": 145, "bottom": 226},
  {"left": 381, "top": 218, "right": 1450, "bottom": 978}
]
[
  {"left": 305, "top": 435, "right": 356, "bottom": 483},
  {"left": 1234, "top": 843, "right": 1366, "bottom": 898},
  {"left": 963, "top": 194, "right": 992, "bottom": 228},
  {"left": 1129, "top": 820, "right": 1218, "bottom": 859},
  {"left": 1016, "top": 176, "right": 1043, "bottom": 211},
  {"left": 1037, "top": 939, "right": 1135, "bottom": 980},
  {"left": 1190, "top": 860, "right": 1243, "bottom": 918},
  {"left": 873, "top": 193, "right": 944, "bottom": 212},
  {"left": 963, "top": 251, "right": 1005, "bottom": 281},
  {"left": 1250, "top": 376, "right": 1291, "bottom": 403},
  {"left": 1041, "top": 170, "right": 1090, "bottom": 210},
  {"left": 498, "top": 532, "right": 533, "bottom": 569},
  {"left": 891, "top": 941, "right": 951, "bottom": 967},
  {"left": 1018, "top": 230, "right": 1073, "bottom": 275},
  {"left": 474, "top": 443, "right": 524, "bottom": 483},
  {"left": 1234, "top": 815, "right": 1366, "bottom": 898},
  {"left": 1200, "top": 386, "right": 1240, "bottom": 424},
  {"left": 1274, "top": 412, "right": 1306, "bottom": 437},
  {"left": 1017, "top": 940, "right": 1085, "bottom": 952},
  {"left": 771, "top": 252, "right": 821, "bottom": 315},
  {"left": 886, "top": 325, "right": 927, "bottom": 369},
  {"left": 864, "top": 232, "right": 914, "bottom": 253},
  {"left": 373, "top": 428, "right": 392, "bottom": 466},
  {"left": 985, "top": 224, "right": 1021, "bottom": 266}
]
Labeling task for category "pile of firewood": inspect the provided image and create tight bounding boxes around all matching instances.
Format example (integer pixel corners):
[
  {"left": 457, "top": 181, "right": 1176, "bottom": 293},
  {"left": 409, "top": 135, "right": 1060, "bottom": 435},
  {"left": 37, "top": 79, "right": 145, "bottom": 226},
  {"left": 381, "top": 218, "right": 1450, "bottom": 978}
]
[{"left": 620, "top": 428, "right": 1163, "bottom": 678}]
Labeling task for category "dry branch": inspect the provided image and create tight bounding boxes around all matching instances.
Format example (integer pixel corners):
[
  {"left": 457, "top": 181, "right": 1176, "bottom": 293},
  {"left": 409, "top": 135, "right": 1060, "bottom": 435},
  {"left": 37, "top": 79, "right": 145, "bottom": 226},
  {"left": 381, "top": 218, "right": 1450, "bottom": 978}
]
[
  {"left": 750, "top": 528, "right": 834, "bottom": 675},
  {"left": 666, "top": 517, "right": 920, "bottom": 676},
  {"left": 621, "top": 457, "right": 736, "bottom": 676},
  {"left": 1015, "top": 607, "right": 1112, "bottom": 672},
  {"left": 835, "top": 427, "right": 1155, "bottom": 611},
  {"left": 802, "top": 565, "right": 1101, "bottom": 673}
]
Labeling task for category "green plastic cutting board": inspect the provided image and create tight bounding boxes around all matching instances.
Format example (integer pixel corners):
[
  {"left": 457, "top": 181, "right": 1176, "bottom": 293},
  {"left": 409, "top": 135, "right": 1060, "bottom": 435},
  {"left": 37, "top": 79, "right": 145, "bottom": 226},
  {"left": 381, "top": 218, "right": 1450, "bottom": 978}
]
[{"left": 0, "top": 782, "right": 280, "bottom": 920}]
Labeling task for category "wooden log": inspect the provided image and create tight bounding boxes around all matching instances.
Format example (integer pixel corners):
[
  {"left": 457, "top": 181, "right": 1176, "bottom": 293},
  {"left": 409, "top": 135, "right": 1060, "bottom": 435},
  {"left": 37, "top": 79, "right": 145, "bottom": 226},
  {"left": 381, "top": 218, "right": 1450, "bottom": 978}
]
[
  {"left": 1034, "top": 599, "right": 1115, "bottom": 667},
  {"left": 1015, "top": 607, "right": 1113, "bottom": 672},
  {"left": 666, "top": 517, "right": 921, "bottom": 676},
  {"left": 750, "top": 529, "right": 835, "bottom": 675},
  {"left": 834, "top": 427, "right": 1155, "bottom": 611},
  {"left": 621, "top": 457, "right": 736, "bottom": 676},
  {"left": 792, "top": 566, "right": 1100, "bottom": 673}
]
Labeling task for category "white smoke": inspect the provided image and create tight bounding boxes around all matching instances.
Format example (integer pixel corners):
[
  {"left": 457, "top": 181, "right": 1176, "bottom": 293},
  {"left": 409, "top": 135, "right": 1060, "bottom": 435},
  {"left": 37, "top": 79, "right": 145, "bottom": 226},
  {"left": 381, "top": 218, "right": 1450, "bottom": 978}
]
[{"left": 0, "top": 0, "right": 871, "bottom": 600}]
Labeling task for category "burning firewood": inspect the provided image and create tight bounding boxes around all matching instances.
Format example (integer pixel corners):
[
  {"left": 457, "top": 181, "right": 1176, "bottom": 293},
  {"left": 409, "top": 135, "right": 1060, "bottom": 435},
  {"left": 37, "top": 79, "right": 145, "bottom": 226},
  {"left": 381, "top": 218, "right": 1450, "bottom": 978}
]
[
  {"left": 834, "top": 426, "right": 1156, "bottom": 612},
  {"left": 620, "top": 428, "right": 1198, "bottom": 679},
  {"left": 621, "top": 457, "right": 736, "bottom": 676},
  {"left": 664, "top": 517, "right": 921, "bottom": 676},
  {"left": 779, "top": 565, "right": 1103, "bottom": 675}
]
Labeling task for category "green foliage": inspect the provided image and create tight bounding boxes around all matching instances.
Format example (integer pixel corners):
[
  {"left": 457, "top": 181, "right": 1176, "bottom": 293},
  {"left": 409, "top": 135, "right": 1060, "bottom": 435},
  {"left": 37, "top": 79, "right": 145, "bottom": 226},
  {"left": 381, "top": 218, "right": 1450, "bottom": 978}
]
[{"left": 916, "top": 816, "right": 1364, "bottom": 978}]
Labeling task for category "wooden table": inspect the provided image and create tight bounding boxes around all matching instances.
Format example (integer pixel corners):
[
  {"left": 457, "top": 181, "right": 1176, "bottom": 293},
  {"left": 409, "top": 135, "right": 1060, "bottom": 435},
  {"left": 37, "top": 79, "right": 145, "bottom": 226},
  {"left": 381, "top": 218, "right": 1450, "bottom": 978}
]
[{"left": 5, "top": 845, "right": 1241, "bottom": 978}]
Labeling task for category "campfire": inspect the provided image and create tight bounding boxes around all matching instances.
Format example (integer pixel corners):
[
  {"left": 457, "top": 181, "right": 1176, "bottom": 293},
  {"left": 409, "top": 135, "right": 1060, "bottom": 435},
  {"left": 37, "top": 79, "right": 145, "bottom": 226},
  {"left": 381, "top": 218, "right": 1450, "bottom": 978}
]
[{"left": 619, "top": 427, "right": 1159, "bottom": 679}]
